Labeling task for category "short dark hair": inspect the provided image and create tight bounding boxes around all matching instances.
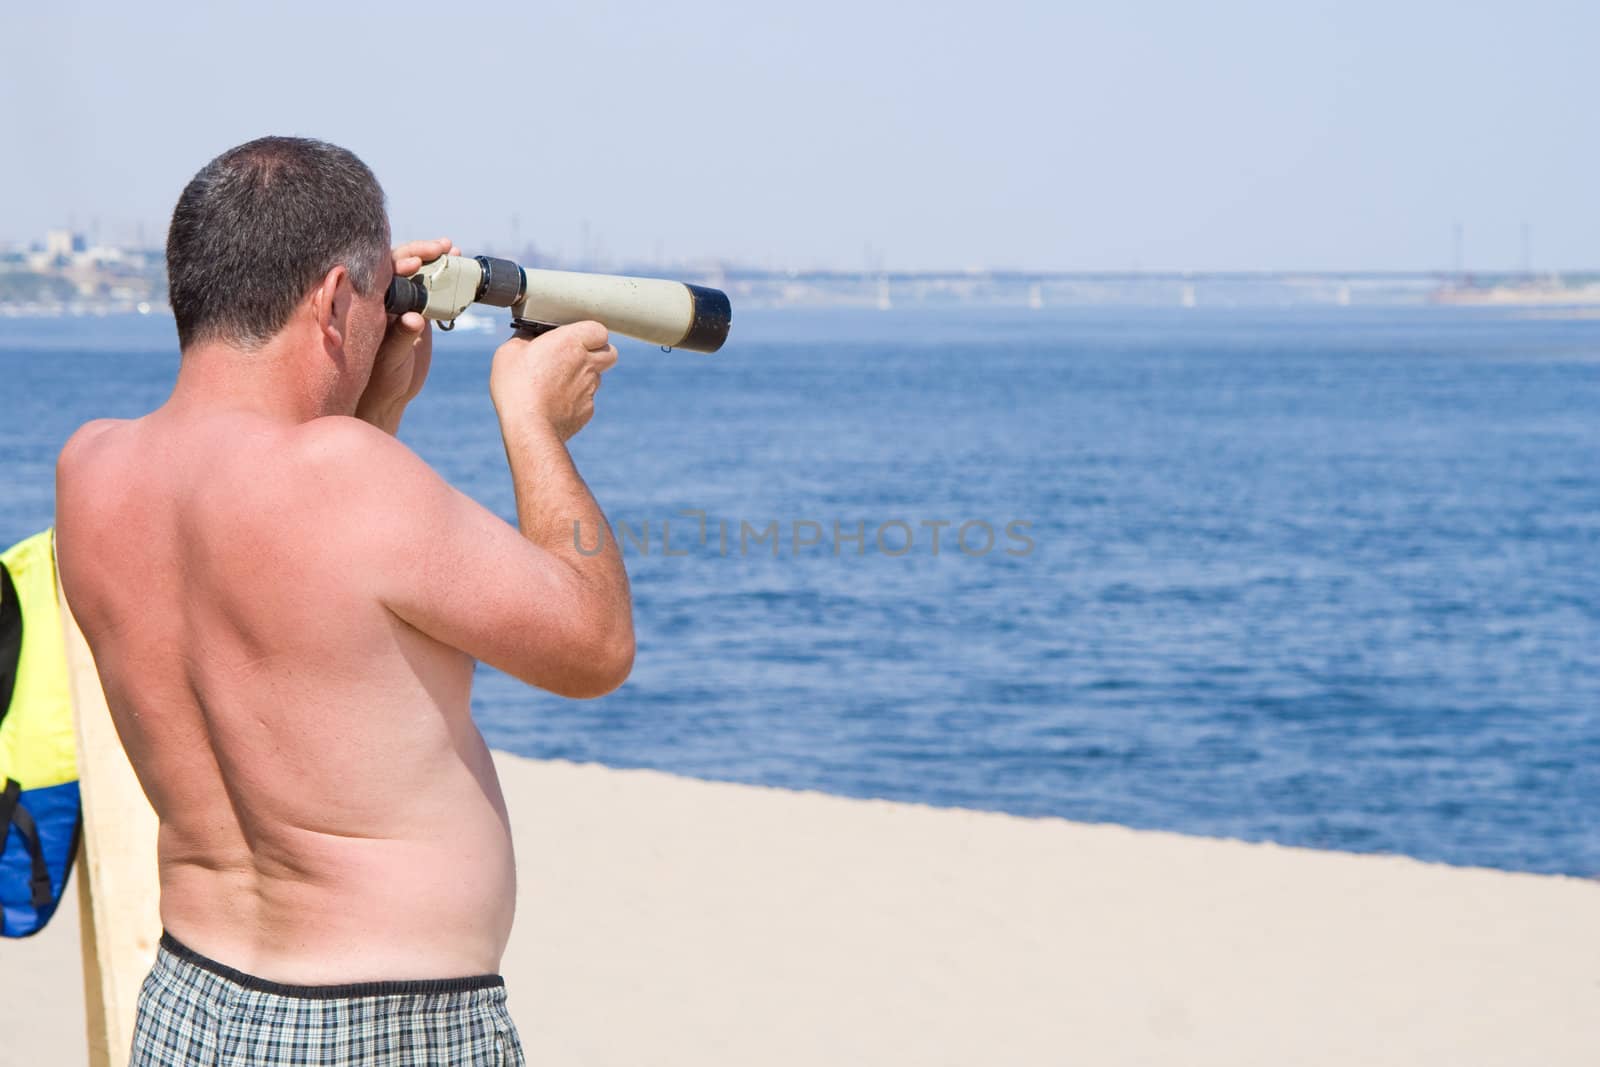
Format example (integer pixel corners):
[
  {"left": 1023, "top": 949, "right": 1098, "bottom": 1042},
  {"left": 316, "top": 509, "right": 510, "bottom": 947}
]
[{"left": 166, "top": 136, "right": 389, "bottom": 350}]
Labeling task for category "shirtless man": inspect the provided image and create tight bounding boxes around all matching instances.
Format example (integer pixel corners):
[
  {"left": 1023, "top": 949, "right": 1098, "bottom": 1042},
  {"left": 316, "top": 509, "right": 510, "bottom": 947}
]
[{"left": 54, "top": 136, "right": 631, "bottom": 1065}]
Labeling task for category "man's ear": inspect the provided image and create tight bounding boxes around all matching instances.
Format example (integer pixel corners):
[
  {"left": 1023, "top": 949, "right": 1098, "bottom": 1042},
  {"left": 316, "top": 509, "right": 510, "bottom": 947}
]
[{"left": 310, "top": 264, "right": 353, "bottom": 349}]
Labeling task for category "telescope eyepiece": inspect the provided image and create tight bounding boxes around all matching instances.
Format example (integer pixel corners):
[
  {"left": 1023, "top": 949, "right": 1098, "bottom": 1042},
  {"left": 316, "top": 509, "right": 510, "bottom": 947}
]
[{"left": 384, "top": 275, "right": 428, "bottom": 316}]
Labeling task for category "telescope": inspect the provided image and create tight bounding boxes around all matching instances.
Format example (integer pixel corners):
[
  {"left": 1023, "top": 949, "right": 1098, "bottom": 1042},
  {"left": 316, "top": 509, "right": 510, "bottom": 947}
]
[{"left": 385, "top": 255, "right": 732, "bottom": 353}]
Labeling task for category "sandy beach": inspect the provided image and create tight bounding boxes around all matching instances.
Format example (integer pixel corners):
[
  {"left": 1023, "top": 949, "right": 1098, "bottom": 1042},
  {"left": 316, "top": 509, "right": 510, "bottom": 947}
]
[{"left": 4, "top": 750, "right": 1596, "bottom": 1066}]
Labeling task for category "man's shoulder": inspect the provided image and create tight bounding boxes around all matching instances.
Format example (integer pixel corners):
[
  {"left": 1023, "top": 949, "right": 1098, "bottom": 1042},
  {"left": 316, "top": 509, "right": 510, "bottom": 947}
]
[
  {"left": 55, "top": 419, "right": 146, "bottom": 605},
  {"left": 291, "top": 414, "right": 395, "bottom": 463},
  {"left": 57, "top": 417, "right": 127, "bottom": 471},
  {"left": 56, "top": 418, "right": 136, "bottom": 511},
  {"left": 288, "top": 416, "right": 430, "bottom": 485},
  {"left": 285, "top": 417, "right": 452, "bottom": 533}
]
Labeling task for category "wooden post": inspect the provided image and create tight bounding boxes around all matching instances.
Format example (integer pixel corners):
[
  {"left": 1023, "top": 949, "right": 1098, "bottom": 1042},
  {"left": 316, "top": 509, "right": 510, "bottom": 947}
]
[{"left": 58, "top": 576, "right": 160, "bottom": 1067}]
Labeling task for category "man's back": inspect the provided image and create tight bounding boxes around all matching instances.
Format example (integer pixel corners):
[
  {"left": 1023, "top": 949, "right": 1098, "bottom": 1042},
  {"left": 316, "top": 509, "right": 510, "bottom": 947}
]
[
  {"left": 59, "top": 136, "right": 630, "bottom": 1065},
  {"left": 56, "top": 408, "right": 517, "bottom": 983}
]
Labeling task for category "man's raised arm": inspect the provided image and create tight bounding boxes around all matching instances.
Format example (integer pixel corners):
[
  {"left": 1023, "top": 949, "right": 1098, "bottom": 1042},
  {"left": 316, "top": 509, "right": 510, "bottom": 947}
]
[
  {"left": 488, "top": 321, "right": 633, "bottom": 687},
  {"left": 319, "top": 321, "right": 632, "bottom": 699}
]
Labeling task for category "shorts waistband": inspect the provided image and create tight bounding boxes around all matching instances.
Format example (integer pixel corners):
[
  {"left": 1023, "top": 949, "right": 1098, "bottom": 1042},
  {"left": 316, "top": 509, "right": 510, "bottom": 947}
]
[{"left": 159, "top": 931, "right": 506, "bottom": 1000}]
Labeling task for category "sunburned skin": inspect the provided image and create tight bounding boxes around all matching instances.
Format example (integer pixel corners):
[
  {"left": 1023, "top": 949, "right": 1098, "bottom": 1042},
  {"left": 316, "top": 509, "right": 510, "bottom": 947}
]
[{"left": 54, "top": 237, "right": 632, "bottom": 985}]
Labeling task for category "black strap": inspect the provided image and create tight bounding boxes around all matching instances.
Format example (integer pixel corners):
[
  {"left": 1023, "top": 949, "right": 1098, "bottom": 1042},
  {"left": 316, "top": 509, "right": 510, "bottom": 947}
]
[
  {"left": 1, "top": 778, "right": 54, "bottom": 909},
  {"left": 0, "top": 561, "right": 21, "bottom": 729},
  {"left": 0, "top": 778, "right": 17, "bottom": 833}
]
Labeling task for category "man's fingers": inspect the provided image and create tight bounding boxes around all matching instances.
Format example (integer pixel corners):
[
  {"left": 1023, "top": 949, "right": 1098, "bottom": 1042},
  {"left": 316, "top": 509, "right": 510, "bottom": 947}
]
[
  {"left": 594, "top": 344, "right": 619, "bottom": 371},
  {"left": 566, "top": 320, "right": 609, "bottom": 351},
  {"left": 392, "top": 242, "right": 448, "bottom": 261},
  {"left": 391, "top": 237, "right": 454, "bottom": 269},
  {"left": 398, "top": 236, "right": 451, "bottom": 254},
  {"left": 379, "top": 312, "right": 426, "bottom": 353}
]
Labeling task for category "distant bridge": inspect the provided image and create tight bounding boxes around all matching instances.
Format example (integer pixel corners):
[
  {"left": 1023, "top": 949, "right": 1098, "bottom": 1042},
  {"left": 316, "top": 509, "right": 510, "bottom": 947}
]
[{"left": 711, "top": 269, "right": 1598, "bottom": 286}]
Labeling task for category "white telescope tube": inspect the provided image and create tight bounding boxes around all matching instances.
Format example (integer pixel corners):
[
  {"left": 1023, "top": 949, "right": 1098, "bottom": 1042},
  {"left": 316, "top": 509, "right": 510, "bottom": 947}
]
[{"left": 386, "top": 255, "right": 732, "bottom": 353}]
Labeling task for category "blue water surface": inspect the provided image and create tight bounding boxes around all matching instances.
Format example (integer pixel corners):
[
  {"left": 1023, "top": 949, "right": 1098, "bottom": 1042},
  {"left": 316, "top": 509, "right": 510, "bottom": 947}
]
[{"left": 2, "top": 306, "right": 1596, "bottom": 875}]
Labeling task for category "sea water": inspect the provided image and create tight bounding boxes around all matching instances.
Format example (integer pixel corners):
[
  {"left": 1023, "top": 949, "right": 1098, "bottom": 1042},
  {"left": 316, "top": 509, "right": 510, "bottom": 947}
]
[{"left": 2, "top": 306, "right": 1595, "bottom": 875}]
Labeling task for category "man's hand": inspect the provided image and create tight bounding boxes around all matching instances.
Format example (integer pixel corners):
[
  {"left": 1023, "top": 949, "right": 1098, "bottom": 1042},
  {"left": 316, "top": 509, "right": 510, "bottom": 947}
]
[
  {"left": 490, "top": 321, "right": 619, "bottom": 443},
  {"left": 356, "top": 237, "right": 458, "bottom": 435}
]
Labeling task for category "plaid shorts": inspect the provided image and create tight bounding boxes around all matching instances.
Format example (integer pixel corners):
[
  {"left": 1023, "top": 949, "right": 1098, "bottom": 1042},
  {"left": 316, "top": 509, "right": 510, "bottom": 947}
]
[{"left": 129, "top": 932, "right": 526, "bottom": 1066}]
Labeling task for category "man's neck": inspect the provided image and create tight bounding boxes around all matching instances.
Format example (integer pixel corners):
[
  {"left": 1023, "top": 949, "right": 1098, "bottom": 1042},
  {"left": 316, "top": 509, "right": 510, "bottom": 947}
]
[{"left": 168, "top": 335, "right": 347, "bottom": 424}]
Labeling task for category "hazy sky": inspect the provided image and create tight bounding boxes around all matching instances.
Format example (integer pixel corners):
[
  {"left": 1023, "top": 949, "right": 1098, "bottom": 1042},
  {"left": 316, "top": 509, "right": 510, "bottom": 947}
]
[{"left": 3, "top": 0, "right": 1595, "bottom": 271}]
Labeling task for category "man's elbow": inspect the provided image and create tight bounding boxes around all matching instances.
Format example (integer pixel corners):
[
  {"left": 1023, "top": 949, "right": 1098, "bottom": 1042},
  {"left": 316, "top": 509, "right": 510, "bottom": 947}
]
[{"left": 558, "top": 626, "right": 635, "bottom": 700}]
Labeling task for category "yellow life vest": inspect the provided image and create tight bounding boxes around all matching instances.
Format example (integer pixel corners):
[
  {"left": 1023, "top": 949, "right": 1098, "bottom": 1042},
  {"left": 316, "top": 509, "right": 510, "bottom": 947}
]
[{"left": 0, "top": 529, "right": 80, "bottom": 936}]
